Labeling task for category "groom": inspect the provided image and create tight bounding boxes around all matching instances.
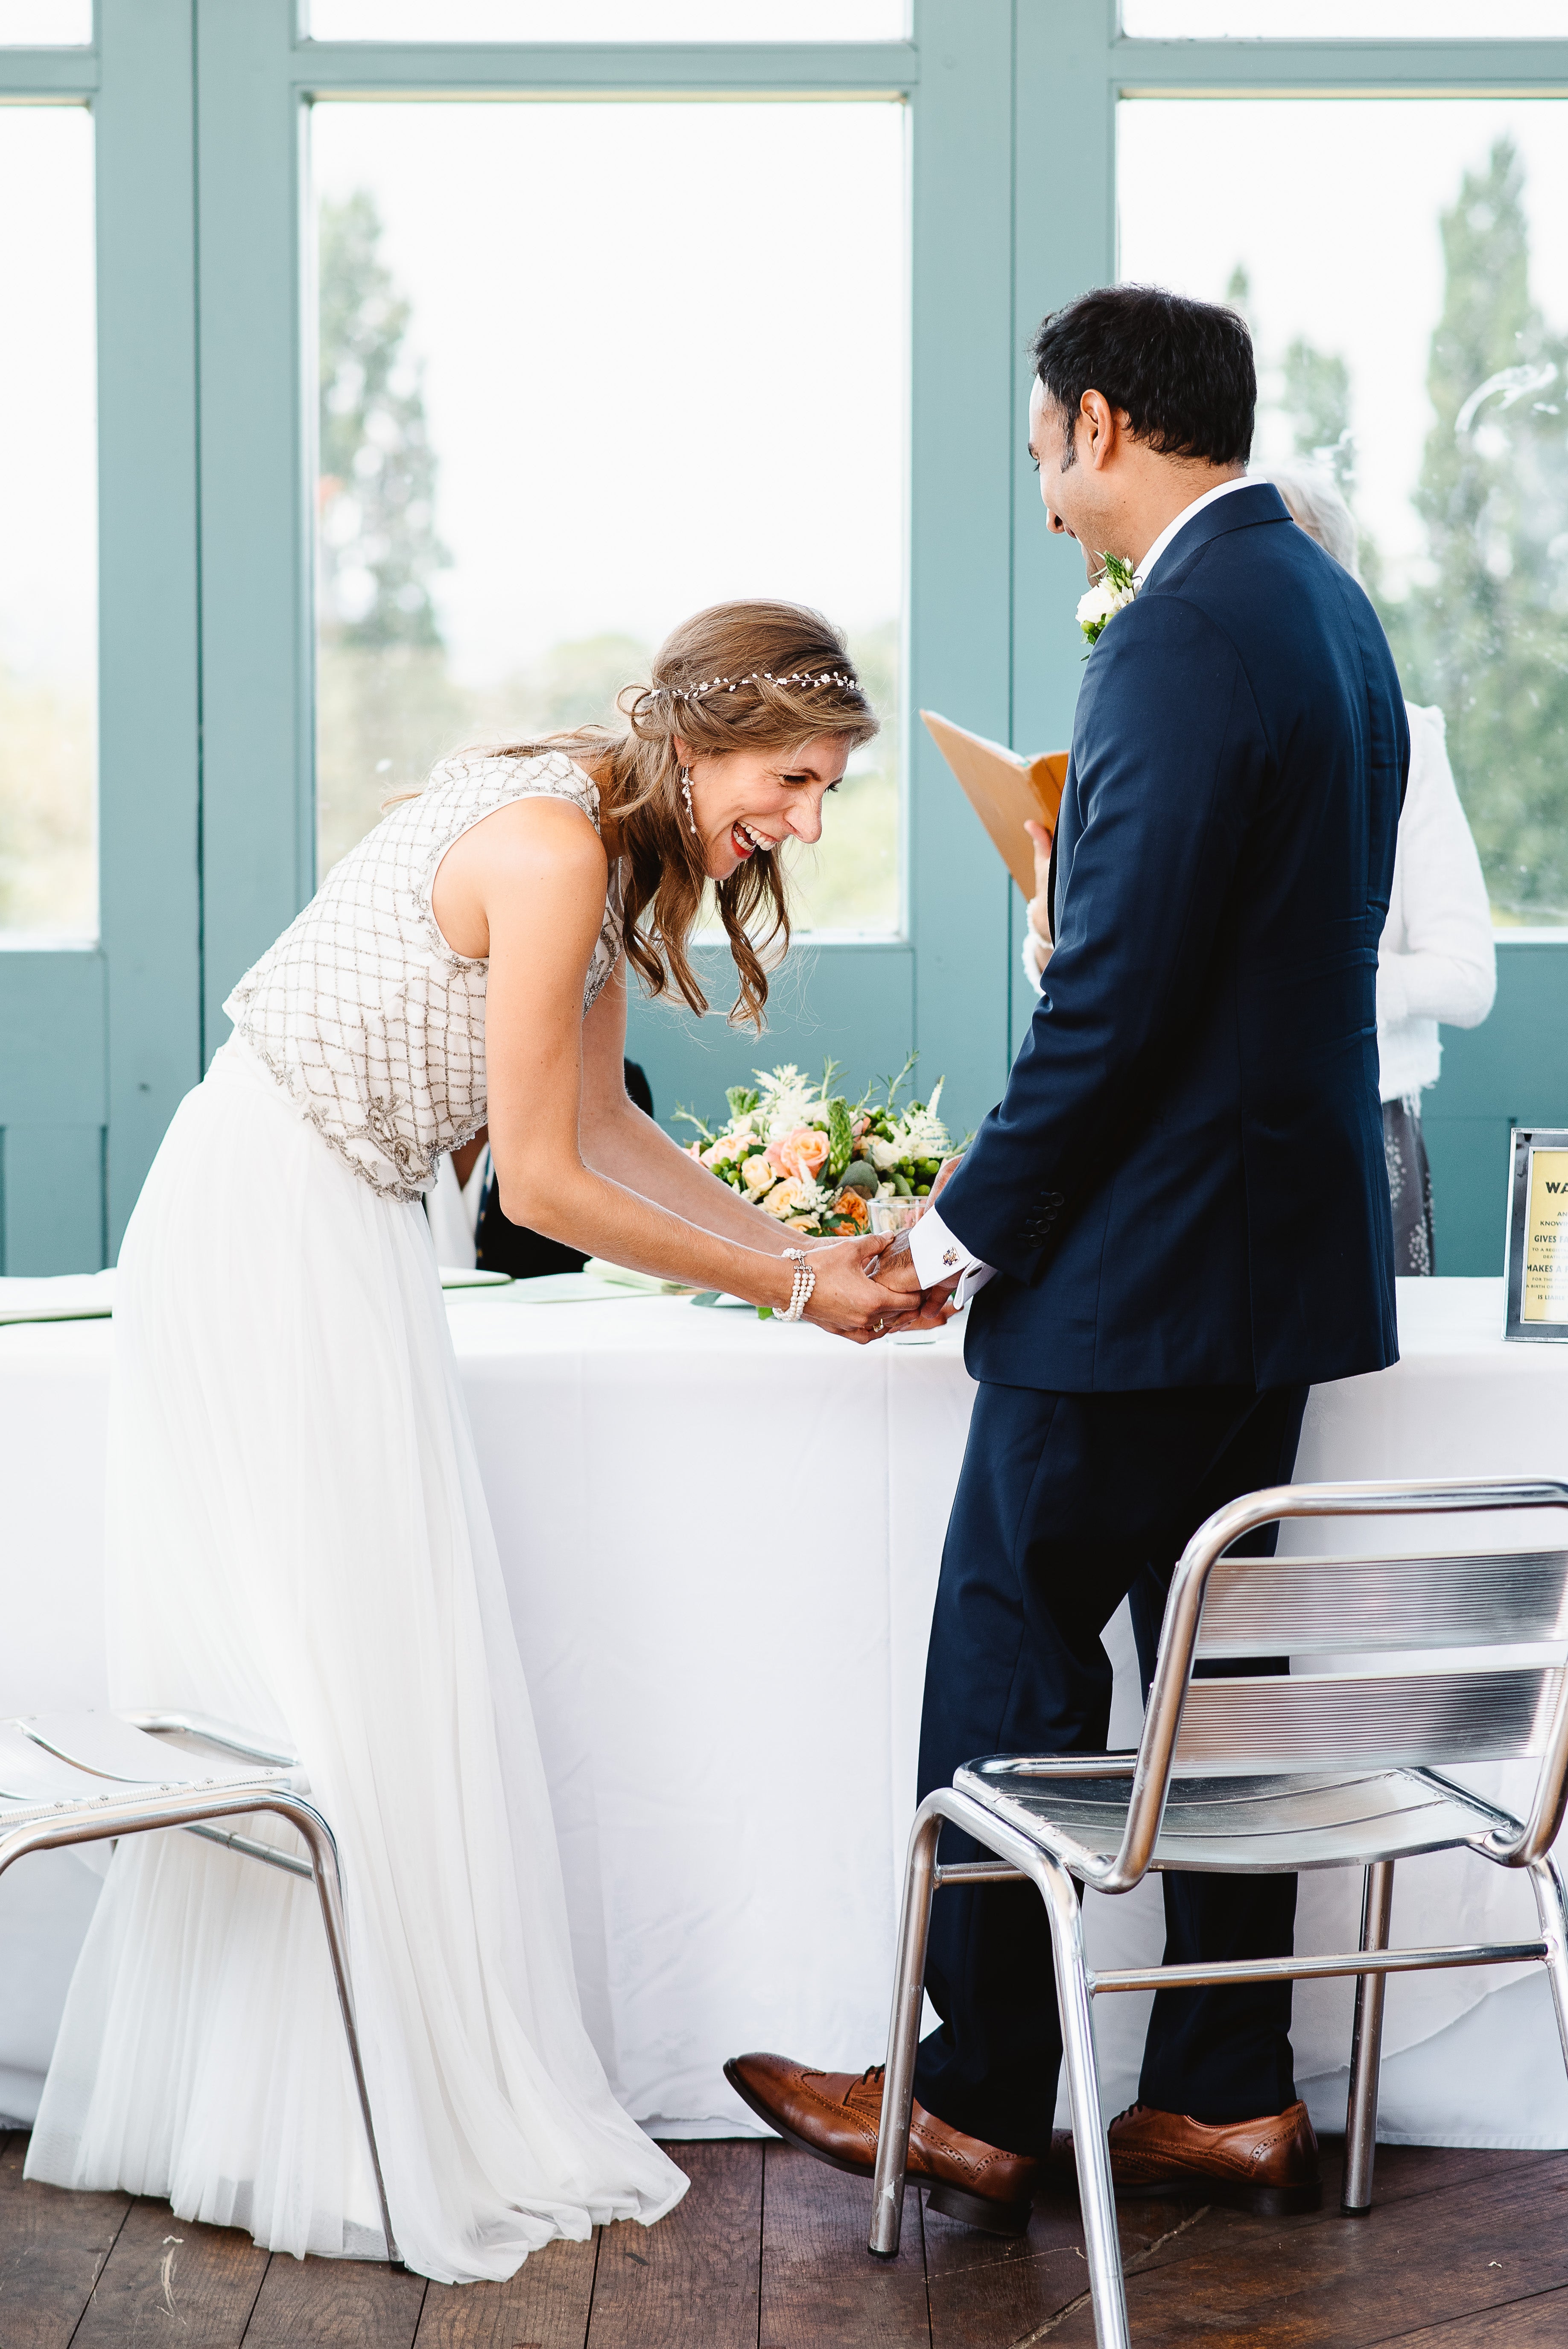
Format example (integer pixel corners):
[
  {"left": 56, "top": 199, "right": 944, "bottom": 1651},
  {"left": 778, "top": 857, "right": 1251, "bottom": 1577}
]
[{"left": 728, "top": 285, "right": 1406, "bottom": 2229}]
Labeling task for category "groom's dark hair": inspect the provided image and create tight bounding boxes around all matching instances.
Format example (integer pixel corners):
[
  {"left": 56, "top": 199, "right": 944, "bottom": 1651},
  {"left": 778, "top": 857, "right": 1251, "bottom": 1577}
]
[{"left": 1032, "top": 285, "right": 1255, "bottom": 468}]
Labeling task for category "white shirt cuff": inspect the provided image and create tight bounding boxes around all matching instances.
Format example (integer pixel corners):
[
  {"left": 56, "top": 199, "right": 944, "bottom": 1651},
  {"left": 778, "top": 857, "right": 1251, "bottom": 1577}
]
[{"left": 909, "top": 1204, "right": 996, "bottom": 1309}]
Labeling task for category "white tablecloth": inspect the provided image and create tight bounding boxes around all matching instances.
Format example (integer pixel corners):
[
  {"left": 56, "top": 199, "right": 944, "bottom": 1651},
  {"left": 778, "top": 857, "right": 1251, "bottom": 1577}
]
[{"left": 2, "top": 1277, "right": 1566, "bottom": 2148}]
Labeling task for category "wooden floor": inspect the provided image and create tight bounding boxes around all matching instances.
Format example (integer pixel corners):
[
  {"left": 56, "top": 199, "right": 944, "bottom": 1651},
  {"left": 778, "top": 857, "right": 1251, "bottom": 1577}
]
[{"left": 3, "top": 2127, "right": 1566, "bottom": 2348}]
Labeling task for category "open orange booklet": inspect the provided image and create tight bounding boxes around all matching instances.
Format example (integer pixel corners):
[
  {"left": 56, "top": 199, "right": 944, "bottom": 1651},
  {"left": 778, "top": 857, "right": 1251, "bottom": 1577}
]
[{"left": 921, "top": 710, "right": 1068, "bottom": 898}]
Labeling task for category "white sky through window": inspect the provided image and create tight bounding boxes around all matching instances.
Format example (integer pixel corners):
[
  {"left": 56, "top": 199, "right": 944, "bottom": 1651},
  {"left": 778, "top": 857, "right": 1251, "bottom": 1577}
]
[{"left": 1118, "top": 98, "right": 1568, "bottom": 598}]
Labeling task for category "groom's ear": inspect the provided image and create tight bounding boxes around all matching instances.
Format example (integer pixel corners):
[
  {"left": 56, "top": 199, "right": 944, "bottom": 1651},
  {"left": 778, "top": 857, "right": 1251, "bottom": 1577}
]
[{"left": 1080, "top": 389, "right": 1121, "bottom": 472}]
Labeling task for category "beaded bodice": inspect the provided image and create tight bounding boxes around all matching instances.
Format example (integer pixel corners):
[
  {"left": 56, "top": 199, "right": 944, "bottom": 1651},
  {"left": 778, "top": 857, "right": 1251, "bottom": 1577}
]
[{"left": 223, "top": 750, "right": 622, "bottom": 1202}]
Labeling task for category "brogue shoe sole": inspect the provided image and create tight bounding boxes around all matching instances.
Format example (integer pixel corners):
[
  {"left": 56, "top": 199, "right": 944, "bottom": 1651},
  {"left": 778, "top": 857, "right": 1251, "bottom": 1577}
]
[{"left": 1112, "top": 2165, "right": 1322, "bottom": 2216}]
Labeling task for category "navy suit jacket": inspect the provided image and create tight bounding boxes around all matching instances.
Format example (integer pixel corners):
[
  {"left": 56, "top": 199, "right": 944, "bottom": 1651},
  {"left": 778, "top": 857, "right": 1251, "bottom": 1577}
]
[{"left": 943, "top": 481, "right": 1407, "bottom": 1393}]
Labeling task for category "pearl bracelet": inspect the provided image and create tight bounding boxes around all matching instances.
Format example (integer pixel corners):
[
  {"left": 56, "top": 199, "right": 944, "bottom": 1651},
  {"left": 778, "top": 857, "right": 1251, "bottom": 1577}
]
[{"left": 778, "top": 1246, "right": 817, "bottom": 1324}]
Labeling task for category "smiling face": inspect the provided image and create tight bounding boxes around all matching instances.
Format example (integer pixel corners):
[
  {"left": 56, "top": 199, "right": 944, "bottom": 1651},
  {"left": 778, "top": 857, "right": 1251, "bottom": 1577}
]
[
  {"left": 675, "top": 731, "right": 851, "bottom": 881},
  {"left": 1028, "top": 376, "right": 1121, "bottom": 582}
]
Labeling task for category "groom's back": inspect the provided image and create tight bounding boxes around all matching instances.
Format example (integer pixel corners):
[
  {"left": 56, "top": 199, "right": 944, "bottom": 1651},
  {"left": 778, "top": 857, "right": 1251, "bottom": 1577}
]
[{"left": 965, "top": 483, "right": 1407, "bottom": 1393}]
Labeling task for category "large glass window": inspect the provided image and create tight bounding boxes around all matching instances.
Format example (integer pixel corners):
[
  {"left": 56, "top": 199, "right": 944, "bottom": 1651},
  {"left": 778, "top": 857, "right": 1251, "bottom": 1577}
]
[
  {"left": 0, "top": 104, "right": 97, "bottom": 941},
  {"left": 1121, "top": 97, "right": 1568, "bottom": 929},
  {"left": 0, "top": 2, "right": 91, "bottom": 41},
  {"left": 1122, "top": 3, "right": 1568, "bottom": 34},
  {"left": 311, "top": 98, "right": 907, "bottom": 935},
  {"left": 309, "top": 3, "right": 906, "bottom": 42}
]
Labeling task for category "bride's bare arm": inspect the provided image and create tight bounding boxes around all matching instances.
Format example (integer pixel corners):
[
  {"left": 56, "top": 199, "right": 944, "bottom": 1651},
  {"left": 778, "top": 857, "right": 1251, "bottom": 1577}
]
[
  {"left": 437, "top": 797, "right": 888, "bottom": 1333},
  {"left": 576, "top": 961, "right": 804, "bottom": 1254}
]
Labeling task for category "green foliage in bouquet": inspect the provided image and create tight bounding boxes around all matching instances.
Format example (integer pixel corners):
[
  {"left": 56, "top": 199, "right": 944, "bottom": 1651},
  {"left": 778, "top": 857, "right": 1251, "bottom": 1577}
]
[{"left": 674, "top": 1056, "right": 956, "bottom": 1240}]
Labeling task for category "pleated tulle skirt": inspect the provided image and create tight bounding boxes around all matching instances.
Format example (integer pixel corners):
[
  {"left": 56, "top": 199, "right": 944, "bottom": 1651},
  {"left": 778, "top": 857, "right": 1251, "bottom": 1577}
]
[{"left": 26, "top": 1037, "right": 686, "bottom": 2282}]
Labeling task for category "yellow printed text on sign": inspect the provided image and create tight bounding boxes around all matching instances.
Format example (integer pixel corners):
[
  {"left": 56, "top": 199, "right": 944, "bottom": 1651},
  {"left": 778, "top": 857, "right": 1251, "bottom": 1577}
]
[{"left": 1522, "top": 1149, "right": 1568, "bottom": 1323}]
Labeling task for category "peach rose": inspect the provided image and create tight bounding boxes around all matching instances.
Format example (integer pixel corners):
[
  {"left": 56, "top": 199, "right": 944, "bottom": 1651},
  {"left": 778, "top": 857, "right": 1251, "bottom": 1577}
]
[
  {"left": 741, "top": 1153, "right": 779, "bottom": 1197},
  {"left": 769, "top": 1124, "right": 830, "bottom": 1183},
  {"left": 762, "top": 1177, "right": 805, "bottom": 1218},
  {"left": 832, "top": 1188, "right": 870, "bottom": 1230}
]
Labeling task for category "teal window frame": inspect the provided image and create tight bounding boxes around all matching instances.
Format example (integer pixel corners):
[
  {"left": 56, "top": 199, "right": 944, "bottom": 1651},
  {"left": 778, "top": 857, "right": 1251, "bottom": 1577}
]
[{"left": 1, "top": 2, "right": 1563, "bottom": 1273}]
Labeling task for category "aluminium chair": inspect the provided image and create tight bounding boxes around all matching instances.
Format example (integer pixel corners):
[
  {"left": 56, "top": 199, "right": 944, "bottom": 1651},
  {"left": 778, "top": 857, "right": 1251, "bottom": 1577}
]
[
  {"left": 0, "top": 1707, "right": 397, "bottom": 2263},
  {"left": 869, "top": 1477, "right": 1568, "bottom": 2349}
]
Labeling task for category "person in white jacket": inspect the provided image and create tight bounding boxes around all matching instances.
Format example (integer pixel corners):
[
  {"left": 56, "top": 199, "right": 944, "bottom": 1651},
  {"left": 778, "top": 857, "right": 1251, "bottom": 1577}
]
[{"left": 1022, "top": 465, "right": 1496, "bottom": 1274}]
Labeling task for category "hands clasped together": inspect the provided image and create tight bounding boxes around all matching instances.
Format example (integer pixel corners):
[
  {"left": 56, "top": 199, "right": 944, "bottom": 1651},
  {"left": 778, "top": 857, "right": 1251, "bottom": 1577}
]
[{"left": 800, "top": 1154, "right": 965, "bottom": 1344}]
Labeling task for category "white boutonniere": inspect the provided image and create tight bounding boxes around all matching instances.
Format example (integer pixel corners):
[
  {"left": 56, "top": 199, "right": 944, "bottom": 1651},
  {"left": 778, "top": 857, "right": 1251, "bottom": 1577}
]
[{"left": 1076, "top": 552, "right": 1136, "bottom": 653}]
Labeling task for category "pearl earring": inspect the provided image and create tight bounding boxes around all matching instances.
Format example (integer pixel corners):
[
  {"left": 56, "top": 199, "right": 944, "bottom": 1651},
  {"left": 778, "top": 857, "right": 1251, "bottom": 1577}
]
[{"left": 680, "top": 767, "right": 698, "bottom": 836}]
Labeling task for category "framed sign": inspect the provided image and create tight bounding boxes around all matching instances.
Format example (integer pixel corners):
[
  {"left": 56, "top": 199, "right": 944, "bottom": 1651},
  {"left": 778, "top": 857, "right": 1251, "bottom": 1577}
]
[{"left": 1504, "top": 1128, "right": 1568, "bottom": 1343}]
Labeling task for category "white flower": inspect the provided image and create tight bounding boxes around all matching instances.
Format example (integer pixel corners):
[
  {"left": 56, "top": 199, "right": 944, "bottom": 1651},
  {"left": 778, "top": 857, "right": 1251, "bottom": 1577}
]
[
  {"left": 763, "top": 1177, "right": 805, "bottom": 1218},
  {"left": 742, "top": 1154, "right": 779, "bottom": 1196},
  {"left": 1076, "top": 580, "right": 1133, "bottom": 632},
  {"left": 753, "top": 1063, "right": 822, "bottom": 1138},
  {"left": 868, "top": 1137, "right": 903, "bottom": 1171},
  {"left": 891, "top": 1086, "right": 952, "bottom": 1162},
  {"left": 790, "top": 1175, "right": 835, "bottom": 1218}
]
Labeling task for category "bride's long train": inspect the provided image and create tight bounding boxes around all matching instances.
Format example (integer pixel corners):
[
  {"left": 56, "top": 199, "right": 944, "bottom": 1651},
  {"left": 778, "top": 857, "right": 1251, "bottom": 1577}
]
[{"left": 26, "top": 1037, "right": 685, "bottom": 2283}]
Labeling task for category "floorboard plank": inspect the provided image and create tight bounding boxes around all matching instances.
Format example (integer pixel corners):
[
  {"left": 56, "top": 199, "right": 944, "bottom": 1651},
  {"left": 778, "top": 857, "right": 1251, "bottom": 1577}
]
[
  {"left": 71, "top": 2195, "right": 270, "bottom": 2347},
  {"left": 1321, "top": 2139, "right": 1544, "bottom": 2210},
  {"left": 925, "top": 2186, "right": 1206, "bottom": 2348},
  {"left": 1380, "top": 2287, "right": 1568, "bottom": 2346},
  {"left": 759, "top": 2144, "right": 929, "bottom": 2349},
  {"left": 414, "top": 2232, "right": 599, "bottom": 2349},
  {"left": 586, "top": 2141, "right": 759, "bottom": 2349},
  {"left": 0, "top": 2134, "right": 131, "bottom": 2349},
  {"left": 240, "top": 2252, "right": 426, "bottom": 2348},
  {"left": 1042, "top": 2158, "right": 1568, "bottom": 2348}
]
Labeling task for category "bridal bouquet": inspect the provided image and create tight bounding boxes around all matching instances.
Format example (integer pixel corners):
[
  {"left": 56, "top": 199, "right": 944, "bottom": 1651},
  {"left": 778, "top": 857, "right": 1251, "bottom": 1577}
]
[{"left": 676, "top": 1058, "right": 954, "bottom": 1238}]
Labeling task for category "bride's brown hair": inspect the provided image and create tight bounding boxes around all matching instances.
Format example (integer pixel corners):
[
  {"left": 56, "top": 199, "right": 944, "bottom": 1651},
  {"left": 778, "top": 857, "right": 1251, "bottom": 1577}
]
[{"left": 491, "top": 600, "right": 878, "bottom": 1031}]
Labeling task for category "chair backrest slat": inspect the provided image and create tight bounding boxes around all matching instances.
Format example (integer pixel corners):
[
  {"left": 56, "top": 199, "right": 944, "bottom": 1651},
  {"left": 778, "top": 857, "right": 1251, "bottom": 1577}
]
[
  {"left": 1171, "top": 1664, "right": 1564, "bottom": 1776},
  {"left": 0, "top": 1723, "right": 120, "bottom": 1807},
  {"left": 1196, "top": 1549, "right": 1568, "bottom": 1658},
  {"left": 20, "top": 1712, "right": 194, "bottom": 1784},
  {"left": 1090, "top": 1480, "right": 1568, "bottom": 1890}
]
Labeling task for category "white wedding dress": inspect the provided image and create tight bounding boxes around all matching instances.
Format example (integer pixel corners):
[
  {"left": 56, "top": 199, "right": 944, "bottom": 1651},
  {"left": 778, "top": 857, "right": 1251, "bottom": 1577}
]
[{"left": 27, "top": 754, "right": 685, "bottom": 2283}]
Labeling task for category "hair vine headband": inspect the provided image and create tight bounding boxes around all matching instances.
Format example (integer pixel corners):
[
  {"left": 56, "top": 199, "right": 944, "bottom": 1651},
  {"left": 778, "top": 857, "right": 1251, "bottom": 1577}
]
[{"left": 654, "top": 669, "right": 862, "bottom": 704}]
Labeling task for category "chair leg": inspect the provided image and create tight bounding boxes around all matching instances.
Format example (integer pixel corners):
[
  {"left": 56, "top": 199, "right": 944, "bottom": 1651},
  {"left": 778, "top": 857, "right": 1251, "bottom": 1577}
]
[
  {"left": 1343, "top": 1858, "right": 1395, "bottom": 2216},
  {"left": 1527, "top": 1854, "right": 1568, "bottom": 2083},
  {"left": 1036, "top": 1850, "right": 1130, "bottom": 2349},
  {"left": 868, "top": 1803, "right": 943, "bottom": 2259},
  {"left": 277, "top": 1798, "right": 401, "bottom": 2266}
]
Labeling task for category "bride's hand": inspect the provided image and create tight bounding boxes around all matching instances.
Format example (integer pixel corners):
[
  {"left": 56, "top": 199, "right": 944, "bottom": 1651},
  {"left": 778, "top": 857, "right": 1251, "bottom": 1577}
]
[{"left": 800, "top": 1230, "right": 904, "bottom": 1343}]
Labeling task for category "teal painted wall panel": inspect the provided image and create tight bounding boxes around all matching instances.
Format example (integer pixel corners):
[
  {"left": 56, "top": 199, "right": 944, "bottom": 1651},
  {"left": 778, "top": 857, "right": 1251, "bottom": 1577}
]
[
  {"left": 196, "top": 0, "right": 310, "bottom": 1058},
  {"left": 905, "top": 0, "right": 1019, "bottom": 1142},
  {"left": 1009, "top": 0, "right": 1115, "bottom": 1062},
  {"left": 1, "top": 1125, "right": 105, "bottom": 1275},
  {"left": 0, "top": 952, "right": 106, "bottom": 1126},
  {"left": 1423, "top": 943, "right": 1568, "bottom": 1275},
  {"left": 96, "top": 0, "right": 203, "bottom": 1248},
  {"left": 626, "top": 944, "right": 916, "bottom": 1134}
]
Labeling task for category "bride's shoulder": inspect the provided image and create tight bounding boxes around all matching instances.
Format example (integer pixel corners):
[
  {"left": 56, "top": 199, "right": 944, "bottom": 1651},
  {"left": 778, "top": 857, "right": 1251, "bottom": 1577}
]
[{"left": 426, "top": 744, "right": 602, "bottom": 811}]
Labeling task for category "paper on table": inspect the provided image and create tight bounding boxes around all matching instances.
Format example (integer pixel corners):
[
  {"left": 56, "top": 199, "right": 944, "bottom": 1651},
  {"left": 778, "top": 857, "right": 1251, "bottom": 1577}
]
[
  {"left": 484, "top": 1271, "right": 664, "bottom": 1306},
  {"left": 921, "top": 709, "right": 1067, "bottom": 897},
  {"left": 583, "top": 1257, "right": 695, "bottom": 1296},
  {"left": 0, "top": 1271, "right": 117, "bottom": 1325},
  {"left": 0, "top": 1266, "right": 508, "bottom": 1325}
]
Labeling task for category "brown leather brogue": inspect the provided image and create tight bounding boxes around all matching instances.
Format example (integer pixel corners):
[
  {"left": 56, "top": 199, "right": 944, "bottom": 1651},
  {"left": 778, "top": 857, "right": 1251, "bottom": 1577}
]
[
  {"left": 1104, "top": 2099, "right": 1321, "bottom": 2215},
  {"left": 724, "top": 2051, "right": 1037, "bottom": 2236}
]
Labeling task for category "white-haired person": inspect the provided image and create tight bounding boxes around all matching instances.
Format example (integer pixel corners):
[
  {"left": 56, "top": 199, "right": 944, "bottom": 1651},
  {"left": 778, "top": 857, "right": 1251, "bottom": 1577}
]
[
  {"left": 27, "top": 601, "right": 900, "bottom": 2283},
  {"left": 1021, "top": 467, "right": 1496, "bottom": 1274}
]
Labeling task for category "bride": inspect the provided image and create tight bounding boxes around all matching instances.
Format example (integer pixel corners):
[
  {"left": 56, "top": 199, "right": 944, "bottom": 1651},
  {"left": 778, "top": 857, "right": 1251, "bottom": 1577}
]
[{"left": 27, "top": 602, "right": 895, "bottom": 2283}]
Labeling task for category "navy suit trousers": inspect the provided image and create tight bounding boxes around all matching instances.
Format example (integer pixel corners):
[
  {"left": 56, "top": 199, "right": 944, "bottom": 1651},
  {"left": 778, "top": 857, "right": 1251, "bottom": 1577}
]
[{"left": 913, "top": 1379, "right": 1309, "bottom": 2152}]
